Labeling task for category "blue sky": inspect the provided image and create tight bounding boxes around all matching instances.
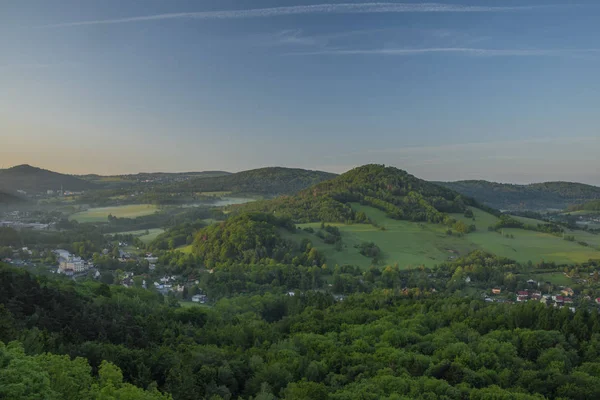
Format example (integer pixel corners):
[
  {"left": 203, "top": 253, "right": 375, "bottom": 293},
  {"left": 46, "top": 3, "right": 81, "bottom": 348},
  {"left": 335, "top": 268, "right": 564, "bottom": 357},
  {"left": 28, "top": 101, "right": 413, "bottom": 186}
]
[{"left": 1, "top": 0, "right": 599, "bottom": 184}]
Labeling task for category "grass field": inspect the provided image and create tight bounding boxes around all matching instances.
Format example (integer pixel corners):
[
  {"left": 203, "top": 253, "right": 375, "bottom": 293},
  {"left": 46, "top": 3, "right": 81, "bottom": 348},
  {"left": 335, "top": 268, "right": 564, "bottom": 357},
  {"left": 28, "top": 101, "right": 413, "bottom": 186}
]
[
  {"left": 176, "top": 244, "right": 194, "bottom": 254},
  {"left": 179, "top": 301, "right": 210, "bottom": 308},
  {"left": 70, "top": 204, "right": 159, "bottom": 223},
  {"left": 108, "top": 228, "right": 165, "bottom": 244},
  {"left": 198, "top": 191, "right": 232, "bottom": 197},
  {"left": 288, "top": 205, "right": 600, "bottom": 270},
  {"left": 528, "top": 271, "right": 572, "bottom": 286}
]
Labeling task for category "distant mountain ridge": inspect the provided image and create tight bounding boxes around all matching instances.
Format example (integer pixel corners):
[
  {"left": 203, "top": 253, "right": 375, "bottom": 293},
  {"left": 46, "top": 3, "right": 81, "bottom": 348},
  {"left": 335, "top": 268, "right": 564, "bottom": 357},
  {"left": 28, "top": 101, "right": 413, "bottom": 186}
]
[
  {"left": 169, "top": 167, "right": 337, "bottom": 196},
  {"left": 241, "top": 164, "right": 481, "bottom": 223},
  {"left": 0, "top": 165, "right": 97, "bottom": 194},
  {"left": 437, "top": 180, "right": 600, "bottom": 211}
]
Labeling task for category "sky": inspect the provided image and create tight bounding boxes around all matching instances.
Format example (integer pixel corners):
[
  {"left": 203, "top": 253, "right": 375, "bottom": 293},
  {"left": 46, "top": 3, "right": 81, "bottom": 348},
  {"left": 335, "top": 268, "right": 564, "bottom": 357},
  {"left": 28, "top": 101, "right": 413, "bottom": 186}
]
[{"left": 1, "top": 0, "right": 599, "bottom": 184}]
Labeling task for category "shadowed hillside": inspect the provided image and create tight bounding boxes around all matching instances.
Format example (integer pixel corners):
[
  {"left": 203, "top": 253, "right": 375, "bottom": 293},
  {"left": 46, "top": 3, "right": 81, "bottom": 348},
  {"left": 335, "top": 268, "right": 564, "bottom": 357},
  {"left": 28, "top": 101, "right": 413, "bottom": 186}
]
[
  {"left": 0, "top": 190, "right": 26, "bottom": 205},
  {"left": 437, "top": 180, "right": 600, "bottom": 211},
  {"left": 169, "top": 166, "right": 337, "bottom": 196},
  {"left": 0, "top": 165, "right": 97, "bottom": 194}
]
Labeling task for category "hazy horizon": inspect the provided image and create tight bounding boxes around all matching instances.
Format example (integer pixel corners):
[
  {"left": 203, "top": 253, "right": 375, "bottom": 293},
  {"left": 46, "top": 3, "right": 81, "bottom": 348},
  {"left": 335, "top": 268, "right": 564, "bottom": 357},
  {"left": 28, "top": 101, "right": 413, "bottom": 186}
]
[
  {"left": 3, "top": 159, "right": 599, "bottom": 187},
  {"left": 2, "top": 1, "right": 599, "bottom": 185}
]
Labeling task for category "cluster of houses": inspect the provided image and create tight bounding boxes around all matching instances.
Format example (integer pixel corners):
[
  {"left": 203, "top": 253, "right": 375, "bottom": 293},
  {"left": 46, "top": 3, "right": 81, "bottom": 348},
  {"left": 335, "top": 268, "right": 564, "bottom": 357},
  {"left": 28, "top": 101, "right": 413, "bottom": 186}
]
[{"left": 486, "top": 283, "right": 578, "bottom": 312}]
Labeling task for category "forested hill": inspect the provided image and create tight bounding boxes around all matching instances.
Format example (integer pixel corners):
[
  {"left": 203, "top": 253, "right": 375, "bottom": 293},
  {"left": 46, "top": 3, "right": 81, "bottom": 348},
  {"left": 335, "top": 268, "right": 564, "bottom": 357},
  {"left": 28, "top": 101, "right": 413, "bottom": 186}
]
[
  {"left": 0, "top": 164, "right": 97, "bottom": 194},
  {"left": 168, "top": 167, "right": 337, "bottom": 195},
  {"left": 437, "top": 180, "right": 600, "bottom": 211},
  {"left": 242, "top": 164, "right": 482, "bottom": 223},
  {"left": 5, "top": 260, "right": 600, "bottom": 400}
]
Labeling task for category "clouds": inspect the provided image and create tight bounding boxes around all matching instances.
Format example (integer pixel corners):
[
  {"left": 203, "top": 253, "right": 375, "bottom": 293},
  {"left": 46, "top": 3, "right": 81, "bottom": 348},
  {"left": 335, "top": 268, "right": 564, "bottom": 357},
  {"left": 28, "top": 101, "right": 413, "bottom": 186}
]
[
  {"left": 288, "top": 47, "right": 600, "bottom": 57},
  {"left": 40, "top": 2, "right": 548, "bottom": 28}
]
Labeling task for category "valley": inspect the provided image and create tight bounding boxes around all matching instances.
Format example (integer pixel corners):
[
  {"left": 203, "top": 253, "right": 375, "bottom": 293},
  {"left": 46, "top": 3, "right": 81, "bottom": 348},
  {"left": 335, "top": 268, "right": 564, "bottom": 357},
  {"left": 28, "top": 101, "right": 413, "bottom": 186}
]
[{"left": 2, "top": 163, "right": 600, "bottom": 400}]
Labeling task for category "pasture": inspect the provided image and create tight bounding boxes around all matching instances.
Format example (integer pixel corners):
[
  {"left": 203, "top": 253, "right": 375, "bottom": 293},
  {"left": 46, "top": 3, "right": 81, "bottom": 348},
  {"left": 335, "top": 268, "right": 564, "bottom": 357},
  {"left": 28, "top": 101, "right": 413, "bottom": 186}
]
[
  {"left": 290, "top": 205, "right": 600, "bottom": 270},
  {"left": 70, "top": 204, "right": 159, "bottom": 223},
  {"left": 108, "top": 228, "right": 165, "bottom": 244},
  {"left": 528, "top": 271, "right": 573, "bottom": 286},
  {"left": 176, "top": 244, "right": 194, "bottom": 254}
]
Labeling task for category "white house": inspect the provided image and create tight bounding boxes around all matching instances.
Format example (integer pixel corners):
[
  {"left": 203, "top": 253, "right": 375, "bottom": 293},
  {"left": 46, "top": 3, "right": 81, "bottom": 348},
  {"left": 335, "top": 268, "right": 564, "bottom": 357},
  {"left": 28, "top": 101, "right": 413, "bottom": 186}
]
[{"left": 192, "top": 294, "right": 207, "bottom": 303}]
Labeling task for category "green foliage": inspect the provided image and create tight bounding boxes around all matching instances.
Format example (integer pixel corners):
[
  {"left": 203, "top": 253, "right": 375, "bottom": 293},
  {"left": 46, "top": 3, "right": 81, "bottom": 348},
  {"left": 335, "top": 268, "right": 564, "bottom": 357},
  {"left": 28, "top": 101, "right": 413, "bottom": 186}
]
[
  {"left": 356, "top": 241, "right": 381, "bottom": 259},
  {"left": 169, "top": 167, "right": 336, "bottom": 196},
  {"left": 0, "top": 341, "right": 170, "bottom": 399},
  {"left": 243, "top": 165, "right": 477, "bottom": 224},
  {"left": 150, "top": 220, "right": 205, "bottom": 251},
  {"left": 4, "top": 253, "right": 600, "bottom": 400},
  {"left": 192, "top": 212, "right": 324, "bottom": 268}
]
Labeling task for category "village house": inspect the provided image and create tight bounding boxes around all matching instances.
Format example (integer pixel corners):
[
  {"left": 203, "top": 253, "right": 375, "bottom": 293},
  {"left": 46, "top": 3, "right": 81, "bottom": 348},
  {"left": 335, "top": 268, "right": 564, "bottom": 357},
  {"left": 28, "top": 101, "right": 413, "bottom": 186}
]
[
  {"left": 516, "top": 295, "right": 528, "bottom": 302},
  {"left": 192, "top": 294, "right": 207, "bottom": 303},
  {"left": 564, "top": 298, "right": 574, "bottom": 305},
  {"left": 492, "top": 288, "right": 501, "bottom": 295},
  {"left": 561, "top": 288, "right": 574, "bottom": 297}
]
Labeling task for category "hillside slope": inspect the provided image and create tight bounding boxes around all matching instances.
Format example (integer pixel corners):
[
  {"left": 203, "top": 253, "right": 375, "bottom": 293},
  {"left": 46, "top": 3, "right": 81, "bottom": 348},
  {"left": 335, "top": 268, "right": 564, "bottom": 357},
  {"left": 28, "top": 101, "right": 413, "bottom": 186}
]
[
  {"left": 169, "top": 166, "right": 337, "bottom": 196},
  {"left": 0, "top": 190, "right": 26, "bottom": 205},
  {"left": 0, "top": 165, "right": 97, "bottom": 194},
  {"left": 241, "top": 164, "right": 481, "bottom": 223},
  {"left": 437, "top": 180, "right": 600, "bottom": 211}
]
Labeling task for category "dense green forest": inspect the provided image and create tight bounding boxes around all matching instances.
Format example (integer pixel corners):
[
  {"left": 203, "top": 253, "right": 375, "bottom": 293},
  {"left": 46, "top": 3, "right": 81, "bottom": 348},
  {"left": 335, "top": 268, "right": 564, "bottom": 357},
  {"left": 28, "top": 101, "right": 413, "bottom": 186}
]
[
  {"left": 437, "top": 180, "right": 600, "bottom": 211},
  {"left": 167, "top": 167, "right": 337, "bottom": 196},
  {"left": 0, "top": 165, "right": 97, "bottom": 193},
  {"left": 4, "top": 255, "right": 600, "bottom": 400},
  {"left": 242, "top": 165, "right": 484, "bottom": 224},
  {"left": 191, "top": 213, "right": 324, "bottom": 268}
]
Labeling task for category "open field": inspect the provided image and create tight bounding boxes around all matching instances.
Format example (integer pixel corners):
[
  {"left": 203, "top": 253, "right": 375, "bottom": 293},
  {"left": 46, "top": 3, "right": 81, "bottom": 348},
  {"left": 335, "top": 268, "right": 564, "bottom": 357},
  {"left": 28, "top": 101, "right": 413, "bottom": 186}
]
[
  {"left": 179, "top": 301, "right": 211, "bottom": 308},
  {"left": 562, "top": 210, "right": 600, "bottom": 216},
  {"left": 289, "top": 205, "right": 600, "bottom": 270},
  {"left": 176, "top": 244, "right": 194, "bottom": 254},
  {"left": 108, "top": 228, "right": 165, "bottom": 244},
  {"left": 198, "top": 191, "right": 232, "bottom": 197},
  {"left": 528, "top": 271, "right": 573, "bottom": 286},
  {"left": 70, "top": 204, "right": 159, "bottom": 223}
]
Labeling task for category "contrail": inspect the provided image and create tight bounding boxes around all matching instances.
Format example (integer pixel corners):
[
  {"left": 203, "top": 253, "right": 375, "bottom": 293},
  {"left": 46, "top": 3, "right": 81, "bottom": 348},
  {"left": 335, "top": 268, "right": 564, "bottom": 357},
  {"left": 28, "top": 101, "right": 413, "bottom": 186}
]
[
  {"left": 288, "top": 47, "right": 600, "bottom": 57},
  {"left": 39, "top": 3, "right": 548, "bottom": 28}
]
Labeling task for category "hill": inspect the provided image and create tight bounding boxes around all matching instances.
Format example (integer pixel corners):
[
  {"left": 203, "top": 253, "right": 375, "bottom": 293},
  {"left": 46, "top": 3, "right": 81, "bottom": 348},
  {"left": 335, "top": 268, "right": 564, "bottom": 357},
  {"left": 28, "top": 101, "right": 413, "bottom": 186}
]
[
  {"left": 437, "top": 180, "right": 600, "bottom": 211},
  {"left": 169, "top": 166, "right": 337, "bottom": 196},
  {"left": 241, "top": 164, "right": 480, "bottom": 223},
  {"left": 191, "top": 212, "right": 324, "bottom": 268},
  {"left": 0, "top": 164, "right": 97, "bottom": 194},
  {"left": 0, "top": 190, "right": 26, "bottom": 205},
  {"left": 568, "top": 199, "right": 600, "bottom": 212},
  {"left": 80, "top": 170, "right": 231, "bottom": 188}
]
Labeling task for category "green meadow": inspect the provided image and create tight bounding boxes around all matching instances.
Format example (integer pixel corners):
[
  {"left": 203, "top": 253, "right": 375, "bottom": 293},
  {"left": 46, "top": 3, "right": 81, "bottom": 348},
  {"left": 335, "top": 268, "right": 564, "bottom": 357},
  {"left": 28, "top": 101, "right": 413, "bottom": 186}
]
[
  {"left": 176, "top": 244, "right": 194, "bottom": 254},
  {"left": 289, "top": 205, "right": 600, "bottom": 269},
  {"left": 70, "top": 204, "right": 159, "bottom": 223},
  {"left": 107, "top": 228, "right": 165, "bottom": 244}
]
